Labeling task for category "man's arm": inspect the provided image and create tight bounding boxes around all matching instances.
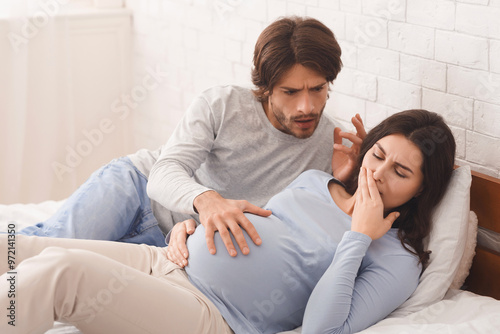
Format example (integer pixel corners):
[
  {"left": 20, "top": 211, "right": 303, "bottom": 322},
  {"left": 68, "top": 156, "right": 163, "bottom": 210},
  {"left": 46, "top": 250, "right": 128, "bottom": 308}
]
[
  {"left": 147, "top": 95, "right": 215, "bottom": 215},
  {"left": 147, "top": 94, "right": 270, "bottom": 260}
]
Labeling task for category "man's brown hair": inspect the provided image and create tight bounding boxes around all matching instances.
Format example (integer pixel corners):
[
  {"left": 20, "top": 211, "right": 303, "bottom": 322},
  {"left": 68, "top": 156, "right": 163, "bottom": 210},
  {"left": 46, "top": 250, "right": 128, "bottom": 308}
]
[{"left": 252, "top": 16, "right": 342, "bottom": 102}]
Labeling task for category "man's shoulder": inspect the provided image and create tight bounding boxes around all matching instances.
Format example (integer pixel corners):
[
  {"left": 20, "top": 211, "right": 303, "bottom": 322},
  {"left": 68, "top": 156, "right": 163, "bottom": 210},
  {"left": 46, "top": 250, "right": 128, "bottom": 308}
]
[
  {"left": 200, "top": 84, "right": 254, "bottom": 101},
  {"left": 320, "top": 113, "right": 338, "bottom": 128},
  {"left": 197, "top": 85, "right": 259, "bottom": 120},
  {"left": 312, "top": 113, "right": 337, "bottom": 142}
]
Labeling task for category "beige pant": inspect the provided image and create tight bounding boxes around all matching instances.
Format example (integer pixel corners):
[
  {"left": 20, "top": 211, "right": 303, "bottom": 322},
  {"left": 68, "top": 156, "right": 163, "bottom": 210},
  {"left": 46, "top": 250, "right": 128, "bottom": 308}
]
[{"left": 0, "top": 235, "right": 233, "bottom": 334}]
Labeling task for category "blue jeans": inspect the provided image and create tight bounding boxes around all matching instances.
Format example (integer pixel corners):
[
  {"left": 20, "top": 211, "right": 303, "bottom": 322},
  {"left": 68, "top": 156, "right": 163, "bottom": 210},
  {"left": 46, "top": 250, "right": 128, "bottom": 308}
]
[{"left": 19, "top": 157, "right": 167, "bottom": 247}]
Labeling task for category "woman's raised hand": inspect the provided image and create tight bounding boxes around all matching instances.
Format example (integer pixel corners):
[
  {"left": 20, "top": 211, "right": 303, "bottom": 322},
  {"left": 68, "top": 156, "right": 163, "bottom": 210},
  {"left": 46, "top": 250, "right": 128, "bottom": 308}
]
[
  {"left": 332, "top": 114, "right": 366, "bottom": 183},
  {"left": 351, "top": 167, "right": 399, "bottom": 240}
]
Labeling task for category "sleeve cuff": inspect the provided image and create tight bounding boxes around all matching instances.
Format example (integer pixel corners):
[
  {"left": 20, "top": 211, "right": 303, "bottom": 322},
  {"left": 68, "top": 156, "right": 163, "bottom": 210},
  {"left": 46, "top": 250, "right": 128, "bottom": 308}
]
[{"left": 342, "top": 230, "right": 373, "bottom": 245}]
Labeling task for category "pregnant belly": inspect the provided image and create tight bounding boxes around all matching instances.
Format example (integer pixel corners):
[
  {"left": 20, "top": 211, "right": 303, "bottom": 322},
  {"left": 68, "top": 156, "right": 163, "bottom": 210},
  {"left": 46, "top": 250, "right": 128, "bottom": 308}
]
[{"left": 184, "top": 214, "right": 326, "bottom": 332}]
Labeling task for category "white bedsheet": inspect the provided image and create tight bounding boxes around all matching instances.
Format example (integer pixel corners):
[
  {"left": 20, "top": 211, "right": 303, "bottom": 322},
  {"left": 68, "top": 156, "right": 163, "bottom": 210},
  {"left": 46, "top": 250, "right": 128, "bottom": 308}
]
[{"left": 2, "top": 201, "right": 500, "bottom": 334}]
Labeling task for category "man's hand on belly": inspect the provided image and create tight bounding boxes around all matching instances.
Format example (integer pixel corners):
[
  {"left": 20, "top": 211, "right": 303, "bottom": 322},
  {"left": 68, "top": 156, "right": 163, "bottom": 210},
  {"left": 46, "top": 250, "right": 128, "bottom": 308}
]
[{"left": 194, "top": 190, "right": 272, "bottom": 257}]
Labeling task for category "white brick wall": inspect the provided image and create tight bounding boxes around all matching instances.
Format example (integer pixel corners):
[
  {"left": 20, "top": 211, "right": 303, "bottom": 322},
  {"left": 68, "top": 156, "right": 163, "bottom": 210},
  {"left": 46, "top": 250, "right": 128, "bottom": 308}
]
[
  {"left": 400, "top": 55, "right": 446, "bottom": 90},
  {"left": 435, "top": 31, "right": 489, "bottom": 70},
  {"left": 125, "top": 0, "right": 500, "bottom": 178},
  {"left": 388, "top": 22, "right": 435, "bottom": 59}
]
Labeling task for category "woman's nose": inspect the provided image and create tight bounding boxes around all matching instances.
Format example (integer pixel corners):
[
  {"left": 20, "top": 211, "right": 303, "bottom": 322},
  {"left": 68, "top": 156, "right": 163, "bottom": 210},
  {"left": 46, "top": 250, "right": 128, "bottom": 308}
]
[{"left": 372, "top": 166, "right": 385, "bottom": 183}]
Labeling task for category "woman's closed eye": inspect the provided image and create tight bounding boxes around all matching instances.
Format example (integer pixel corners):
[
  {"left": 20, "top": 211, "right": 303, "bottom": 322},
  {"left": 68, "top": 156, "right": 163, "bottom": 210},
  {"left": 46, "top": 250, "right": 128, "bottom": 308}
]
[
  {"left": 372, "top": 153, "right": 408, "bottom": 179},
  {"left": 394, "top": 168, "right": 407, "bottom": 178}
]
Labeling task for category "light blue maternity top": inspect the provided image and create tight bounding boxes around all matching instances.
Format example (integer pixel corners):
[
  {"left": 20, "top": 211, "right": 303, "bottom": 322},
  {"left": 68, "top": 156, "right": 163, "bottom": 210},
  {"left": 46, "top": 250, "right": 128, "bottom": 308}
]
[{"left": 185, "top": 170, "right": 421, "bottom": 334}]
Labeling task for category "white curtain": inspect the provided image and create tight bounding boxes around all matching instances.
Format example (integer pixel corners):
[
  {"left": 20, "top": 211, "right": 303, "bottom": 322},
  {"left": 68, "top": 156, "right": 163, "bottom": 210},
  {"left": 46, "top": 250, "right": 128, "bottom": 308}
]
[{"left": 0, "top": 0, "right": 132, "bottom": 204}]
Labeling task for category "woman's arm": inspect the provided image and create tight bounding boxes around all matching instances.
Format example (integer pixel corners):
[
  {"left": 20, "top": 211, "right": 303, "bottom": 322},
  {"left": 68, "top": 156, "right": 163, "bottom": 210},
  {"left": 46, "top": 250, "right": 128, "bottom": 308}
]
[
  {"left": 302, "top": 168, "right": 418, "bottom": 333},
  {"left": 302, "top": 231, "right": 419, "bottom": 334}
]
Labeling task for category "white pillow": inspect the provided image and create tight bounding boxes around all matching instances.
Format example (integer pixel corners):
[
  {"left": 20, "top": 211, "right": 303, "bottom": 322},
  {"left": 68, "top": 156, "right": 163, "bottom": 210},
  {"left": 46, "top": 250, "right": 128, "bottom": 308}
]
[
  {"left": 390, "top": 165, "right": 472, "bottom": 317},
  {"left": 450, "top": 211, "right": 477, "bottom": 290}
]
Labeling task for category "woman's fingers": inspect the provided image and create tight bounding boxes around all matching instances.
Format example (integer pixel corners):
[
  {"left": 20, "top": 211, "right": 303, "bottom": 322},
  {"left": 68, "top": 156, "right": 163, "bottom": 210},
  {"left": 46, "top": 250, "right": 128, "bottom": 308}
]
[
  {"left": 352, "top": 114, "right": 367, "bottom": 139},
  {"left": 166, "top": 220, "right": 195, "bottom": 267},
  {"left": 333, "top": 127, "right": 343, "bottom": 145},
  {"left": 184, "top": 219, "right": 196, "bottom": 234},
  {"left": 366, "top": 169, "right": 381, "bottom": 201},
  {"left": 385, "top": 211, "right": 400, "bottom": 225},
  {"left": 358, "top": 167, "right": 369, "bottom": 201},
  {"left": 338, "top": 131, "right": 363, "bottom": 147}
]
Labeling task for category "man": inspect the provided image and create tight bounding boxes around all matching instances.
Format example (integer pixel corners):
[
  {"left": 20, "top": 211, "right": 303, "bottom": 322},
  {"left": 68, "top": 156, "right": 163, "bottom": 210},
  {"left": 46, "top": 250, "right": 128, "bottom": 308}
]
[{"left": 20, "top": 16, "right": 365, "bottom": 263}]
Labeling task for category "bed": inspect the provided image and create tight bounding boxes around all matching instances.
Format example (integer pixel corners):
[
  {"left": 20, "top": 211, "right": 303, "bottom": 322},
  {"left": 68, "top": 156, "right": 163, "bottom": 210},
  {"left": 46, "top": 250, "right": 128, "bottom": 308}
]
[{"left": 1, "top": 165, "right": 500, "bottom": 333}]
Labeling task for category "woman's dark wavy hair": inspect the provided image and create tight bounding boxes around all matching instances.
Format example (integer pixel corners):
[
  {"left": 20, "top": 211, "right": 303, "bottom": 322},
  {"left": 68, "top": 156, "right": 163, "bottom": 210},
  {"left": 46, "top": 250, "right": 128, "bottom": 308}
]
[
  {"left": 345, "top": 109, "right": 456, "bottom": 268},
  {"left": 251, "top": 16, "right": 342, "bottom": 102}
]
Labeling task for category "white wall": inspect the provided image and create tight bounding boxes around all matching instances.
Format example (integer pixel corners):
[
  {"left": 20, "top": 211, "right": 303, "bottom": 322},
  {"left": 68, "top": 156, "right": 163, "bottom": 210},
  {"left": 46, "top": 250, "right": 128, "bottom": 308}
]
[
  {"left": 0, "top": 7, "right": 133, "bottom": 204},
  {"left": 125, "top": 0, "right": 500, "bottom": 177}
]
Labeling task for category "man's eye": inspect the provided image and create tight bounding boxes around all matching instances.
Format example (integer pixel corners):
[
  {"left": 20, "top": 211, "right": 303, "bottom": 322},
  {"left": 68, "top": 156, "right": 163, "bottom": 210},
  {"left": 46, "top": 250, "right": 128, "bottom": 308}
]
[{"left": 285, "top": 90, "right": 296, "bottom": 95}]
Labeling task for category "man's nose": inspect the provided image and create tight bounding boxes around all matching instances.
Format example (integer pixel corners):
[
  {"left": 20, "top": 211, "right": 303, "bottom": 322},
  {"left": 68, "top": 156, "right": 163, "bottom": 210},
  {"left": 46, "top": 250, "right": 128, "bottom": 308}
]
[{"left": 297, "top": 92, "right": 314, "bottom": 115}]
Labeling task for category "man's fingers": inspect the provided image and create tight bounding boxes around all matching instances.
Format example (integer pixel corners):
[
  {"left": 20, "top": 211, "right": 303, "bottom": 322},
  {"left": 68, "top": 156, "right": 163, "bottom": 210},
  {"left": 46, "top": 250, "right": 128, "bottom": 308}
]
[
  {"left": 204, "top": 225, "right": 217, "bottom": 255},
  {"left": 241, "top": 203, "right": 268, "bottom": 246},
  {"left": 199, "top": 199, "right": 267, "bottom": 257},
  {"left": 212, "top": 214, "right": 260, "bottom": 257},
  {"left": 243, "top": 202, "right": 271, "bottom": 217},
  {"left": 226, "top": 220, "right": 250, "bottom": 255},
  {"left": 237, "top": 215, "right": 262, "bottom": 248},
  {"left": 208, "top": 214, "right": 240, "bottom": 257}
]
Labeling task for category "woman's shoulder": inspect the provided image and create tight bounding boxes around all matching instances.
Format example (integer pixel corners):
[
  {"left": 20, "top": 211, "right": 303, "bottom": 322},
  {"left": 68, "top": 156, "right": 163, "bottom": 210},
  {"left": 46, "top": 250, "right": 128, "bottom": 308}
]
[{"left": 287, "top": 169, "right": 333, "bottom": 189}]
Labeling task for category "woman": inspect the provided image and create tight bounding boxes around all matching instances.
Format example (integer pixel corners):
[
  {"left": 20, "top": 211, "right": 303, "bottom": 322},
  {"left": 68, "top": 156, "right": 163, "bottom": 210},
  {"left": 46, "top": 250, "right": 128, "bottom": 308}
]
[{"left": 0, "top": 109, "right": 456, "bottom": 334}]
